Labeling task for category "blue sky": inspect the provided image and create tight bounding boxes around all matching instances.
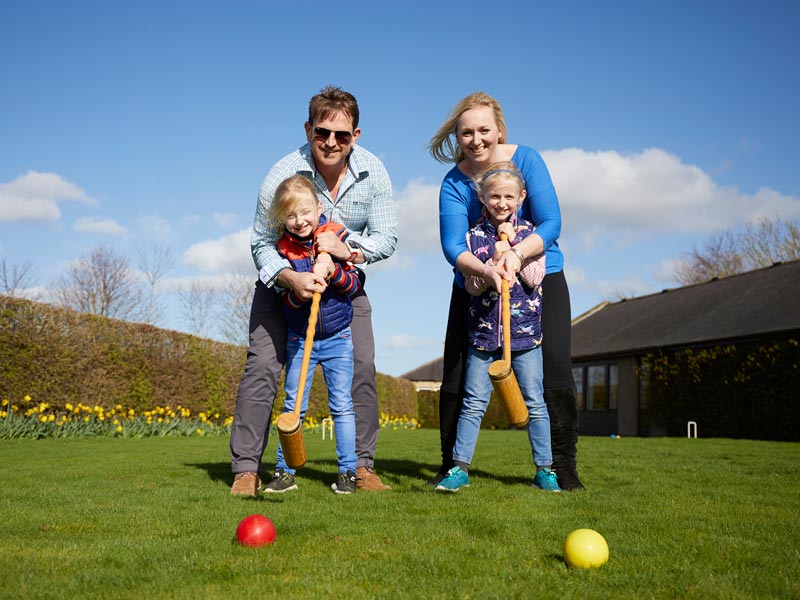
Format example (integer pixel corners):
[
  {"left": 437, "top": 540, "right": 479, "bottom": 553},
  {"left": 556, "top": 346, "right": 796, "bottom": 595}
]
[{"left": 2, "top": 1, "right": 799, "bottom": 376}]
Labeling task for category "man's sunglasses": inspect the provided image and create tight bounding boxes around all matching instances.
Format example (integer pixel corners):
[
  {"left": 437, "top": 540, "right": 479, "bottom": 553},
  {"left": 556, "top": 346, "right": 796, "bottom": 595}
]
[{"left": 313, "top": 127, "right": 353, "bottom": 144}]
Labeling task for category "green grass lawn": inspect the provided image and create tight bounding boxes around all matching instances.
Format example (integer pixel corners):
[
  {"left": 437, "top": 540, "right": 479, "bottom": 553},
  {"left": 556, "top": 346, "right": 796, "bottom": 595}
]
[{"left": 1, "top": 429, "right": 798, "bottom": 599}]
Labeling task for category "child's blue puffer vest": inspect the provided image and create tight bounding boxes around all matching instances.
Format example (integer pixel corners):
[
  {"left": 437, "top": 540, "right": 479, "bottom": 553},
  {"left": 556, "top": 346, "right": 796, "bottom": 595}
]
[
  {"left": 466, "top": 218, "right": 543, "bottom": 352},
  {"left": 279, "top": 218, "right": 354, "bottom": 339}
]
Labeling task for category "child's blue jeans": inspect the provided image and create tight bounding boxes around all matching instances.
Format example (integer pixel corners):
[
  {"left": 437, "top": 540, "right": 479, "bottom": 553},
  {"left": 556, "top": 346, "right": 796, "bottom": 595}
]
[
  {"left": 276, "top": 327, "right": 357, "bottom": 474},
  {"left": 453, "top": 345, "right": 553, "bottom": 468}
]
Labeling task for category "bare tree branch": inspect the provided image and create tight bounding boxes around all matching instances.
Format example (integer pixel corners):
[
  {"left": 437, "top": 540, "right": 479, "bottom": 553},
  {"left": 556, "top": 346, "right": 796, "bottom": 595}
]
[
  {"left": 135, "top": 243, "right": 174, "bottom": 326},
  {"left": 216, "top": 272, "right": 256, "bottom": 346},
  {"left": 52, "top": 245, "right": 143, "bottom": 319},
  {"left": 1, "top": 259, "right": 38, "bottom": 297},
  {"left": 178, "top": 278, "right": 218, "bottom": 338},
  {"left": 673, "top": 216, "right": 800, "bottom": 285}
]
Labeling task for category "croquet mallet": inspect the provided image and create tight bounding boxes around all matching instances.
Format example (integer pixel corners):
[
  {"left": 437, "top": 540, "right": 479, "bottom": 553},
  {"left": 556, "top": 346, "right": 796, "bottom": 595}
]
[
  {"left": 487, "top": 233, "right": 530, "bottom": 428},
  {"left": 276, "top": 272, "right": 325, "bottom": 469}
]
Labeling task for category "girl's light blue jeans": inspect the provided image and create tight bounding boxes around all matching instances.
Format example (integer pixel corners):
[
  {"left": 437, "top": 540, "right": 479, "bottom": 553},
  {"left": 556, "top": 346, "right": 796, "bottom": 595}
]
[
  {"left": 453, "top": 345, "right": 552, "bottom": 468},
  {"left": 276, "top": 327, "right": 357, "bottom": 474}
]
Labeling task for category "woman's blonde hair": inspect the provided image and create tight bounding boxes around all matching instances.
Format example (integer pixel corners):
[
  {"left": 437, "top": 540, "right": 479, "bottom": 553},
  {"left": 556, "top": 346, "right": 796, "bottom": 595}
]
[
  {"left": 427, "top": 91, "right": 507, "bottom": 164},
  {"left": 475, "top": 161, "right": 526, "bottom": 198},
  {"left": 269, "top": 175, "right": 319, "bottom": 225}
]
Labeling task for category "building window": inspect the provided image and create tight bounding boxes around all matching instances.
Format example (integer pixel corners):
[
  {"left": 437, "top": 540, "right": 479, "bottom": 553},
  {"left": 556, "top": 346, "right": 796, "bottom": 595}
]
[
  {"left": 609, "top": 364, "right": 619, "bottom": 410},
  {"left": 572, "top": 367, "right": 585, "bottom": 410},
  {"left": 574, "top": 363, "right": 619, "bottom": 411},
  {"left": 587, "top": 365, "right": 607, "bottom": 410}
]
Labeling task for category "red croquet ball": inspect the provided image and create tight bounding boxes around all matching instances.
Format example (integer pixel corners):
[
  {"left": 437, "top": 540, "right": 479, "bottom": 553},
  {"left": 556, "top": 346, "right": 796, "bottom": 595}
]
[{"left": 235, "top": 514, "right": 276, "bottom": 547}]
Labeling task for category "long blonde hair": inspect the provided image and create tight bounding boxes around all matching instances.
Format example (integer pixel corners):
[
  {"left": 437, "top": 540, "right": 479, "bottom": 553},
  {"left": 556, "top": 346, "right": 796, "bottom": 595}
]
[{"left": 427, "top": 91, "right": 508, "bottom": 164}]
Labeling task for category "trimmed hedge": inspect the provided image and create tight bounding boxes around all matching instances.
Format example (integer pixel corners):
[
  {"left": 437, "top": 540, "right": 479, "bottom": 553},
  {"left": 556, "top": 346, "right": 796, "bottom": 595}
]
[
  {"left": 415, "top": 388, "right": 521, "bottom": 431},
  {"left": 0, "top": 295, "right": 417, "bottom": 419},
  {"left": 640, "top": 339, "right": 800, "bottom": 441}
]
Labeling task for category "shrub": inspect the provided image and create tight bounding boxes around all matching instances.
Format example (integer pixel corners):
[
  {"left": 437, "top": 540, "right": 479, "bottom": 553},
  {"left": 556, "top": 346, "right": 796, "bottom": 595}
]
[
  {"left": 640, "top": 338, "right": 800, "bottom": 440},
  {"left": 0, "top": 295, "right": 422, "bottom": 422}
]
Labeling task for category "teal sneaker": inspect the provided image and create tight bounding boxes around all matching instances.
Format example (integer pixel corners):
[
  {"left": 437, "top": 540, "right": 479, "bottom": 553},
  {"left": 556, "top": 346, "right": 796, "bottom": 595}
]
[
  {"left": 532, "top": 468, "right": 562, "bottom": 492},
  {"left": 435, "top": 466, "right": 470, "bottom": 492}
]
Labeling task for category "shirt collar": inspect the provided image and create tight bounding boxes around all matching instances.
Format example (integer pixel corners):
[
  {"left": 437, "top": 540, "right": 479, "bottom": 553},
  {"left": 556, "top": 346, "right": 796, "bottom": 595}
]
[{"left": 298, "top": 143, "right": 367, "bottom": 180}]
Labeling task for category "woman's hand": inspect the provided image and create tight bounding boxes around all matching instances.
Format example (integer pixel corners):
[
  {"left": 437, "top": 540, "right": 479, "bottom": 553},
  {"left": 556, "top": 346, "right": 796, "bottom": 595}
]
[
  {"left": 495, "top": 249, "right": 522, "bottom": 276},
  {"left": 483, "top": 262, "right": 514, "bottom": 292}
]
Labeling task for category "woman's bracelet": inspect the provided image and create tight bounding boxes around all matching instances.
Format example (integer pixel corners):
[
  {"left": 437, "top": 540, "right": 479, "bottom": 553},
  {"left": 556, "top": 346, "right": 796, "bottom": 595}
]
[{"left": 510, "top": 247, "right": 525, "bottom": 263}]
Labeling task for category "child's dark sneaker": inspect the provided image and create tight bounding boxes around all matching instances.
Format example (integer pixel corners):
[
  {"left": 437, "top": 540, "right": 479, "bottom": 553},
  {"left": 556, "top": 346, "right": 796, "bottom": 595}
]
[
  {"left": 263, "top": 469, "right": 298, "bottom": 493},
  {"left": 434, "top": 466, "right": 470, "bottom": 492},
  {"left": 332, "top": 470, "right": 357, "bottom": 494},
  {"left": 532, "top": 468, "right": 562, "bottom": 492}
]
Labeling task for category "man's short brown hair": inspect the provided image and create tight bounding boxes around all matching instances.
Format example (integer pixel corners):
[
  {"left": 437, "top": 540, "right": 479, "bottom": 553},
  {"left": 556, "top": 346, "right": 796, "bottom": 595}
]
[{"left": 308, "top": 85, "right": 359, "bottom": 129}]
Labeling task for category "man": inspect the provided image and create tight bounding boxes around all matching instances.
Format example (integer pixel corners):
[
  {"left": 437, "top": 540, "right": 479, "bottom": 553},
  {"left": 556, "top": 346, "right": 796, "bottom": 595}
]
[{"left": 229, "top": 85, "right": 397, "bottom": 495}]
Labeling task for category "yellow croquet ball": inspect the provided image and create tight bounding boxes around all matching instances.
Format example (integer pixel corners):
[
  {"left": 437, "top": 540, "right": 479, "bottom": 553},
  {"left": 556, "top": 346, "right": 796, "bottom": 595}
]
[{"left": 563, "top": 528, "right": 609, "bottom": 569}]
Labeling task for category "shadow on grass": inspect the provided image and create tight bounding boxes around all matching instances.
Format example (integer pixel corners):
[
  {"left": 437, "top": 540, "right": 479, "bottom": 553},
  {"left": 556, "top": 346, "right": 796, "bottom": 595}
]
[{"left": 186, "top": 457, "right": 529, "bottom": 490}]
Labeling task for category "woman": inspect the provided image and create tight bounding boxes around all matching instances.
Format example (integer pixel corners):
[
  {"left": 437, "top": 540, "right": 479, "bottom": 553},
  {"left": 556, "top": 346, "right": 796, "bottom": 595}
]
[{"left": 428, "top": 91, "right": 584, "bottom": 491}]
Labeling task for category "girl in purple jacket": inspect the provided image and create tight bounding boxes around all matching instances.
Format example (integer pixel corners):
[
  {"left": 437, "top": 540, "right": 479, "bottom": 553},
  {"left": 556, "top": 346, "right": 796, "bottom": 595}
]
[{"left": 435, "top": 163, "right": 560, "bottom": 493}]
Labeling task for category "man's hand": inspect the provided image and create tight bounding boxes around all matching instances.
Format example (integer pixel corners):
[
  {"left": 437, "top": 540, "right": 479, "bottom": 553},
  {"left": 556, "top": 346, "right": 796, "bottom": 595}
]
[
  {"left": 276, "top": 269, "right": 327, "bottom": 300},
  {"left": 316, "top": 231, "right": 350, "bottom": 261}
]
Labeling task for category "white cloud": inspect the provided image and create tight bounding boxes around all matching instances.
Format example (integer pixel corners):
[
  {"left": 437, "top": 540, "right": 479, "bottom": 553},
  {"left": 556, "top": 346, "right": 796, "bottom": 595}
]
[
  {"left": 543, "top": 147, "right": 800, "bottom": 236},
  {"left": 652, "top": 258, "right": 684, "bottom": 284},
  {"left": 74, "top": 216, "right": 128, "bottom": 236},
  {"left": 138, "top": 214, "right": 173, "bottom": 239},
  {"left": 183, "top": 227, "right": 252, "bottom": 273},
  {"left": 567, "top": 265, "right": 653, "bottom": 303},
  {"left": 213, "top": 212, "right": 238, "bottom": 228},
  {"left": 394, "top": 178, "right": 440, "bottom": 252},
  {"left": 363, "top": 251, "right": 417, "bottom": 274},
  {"left": 391, "top": 148, "right": 800, "bottom": 260},
  {"left": 0, "top": 170, "right": 95, "bottom": 222},
  {"left": 182, "top": 214, "right": 201, "bottom": 228},
  {"left": 6, "top": 285, "right": 49, "bottom": 303},
  {"left": 385, "top": 333, "right": 439, "bottom": 349},
  {"left": 159, "top": 273, "right": 238, "bottom": 293}
]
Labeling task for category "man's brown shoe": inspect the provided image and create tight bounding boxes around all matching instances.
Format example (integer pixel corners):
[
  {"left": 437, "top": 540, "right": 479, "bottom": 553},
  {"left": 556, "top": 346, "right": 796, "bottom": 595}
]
[
  {"left": 356, "top": 467, "right": 391, "bottom": 491},
  {"left": 230, "top": 472, "right": 260, "bottom": 496}
]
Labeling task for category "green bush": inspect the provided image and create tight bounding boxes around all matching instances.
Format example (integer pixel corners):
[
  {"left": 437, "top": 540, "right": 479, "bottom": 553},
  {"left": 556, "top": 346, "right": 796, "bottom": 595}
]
[
  {"left": 415, "top": 387, "right": 517, "bottom": 430},
  {"left": 0, "top": 295, "right": 420, "bottom": 421},
  {"left": 0, "top": 296, "right": 245, "bottom": 415},
  {"left": 640, "top": 338, "right": 800, "bottom": 440},
  {"left": 416, "top": 390, "right": 438, "bottom": 429}
]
